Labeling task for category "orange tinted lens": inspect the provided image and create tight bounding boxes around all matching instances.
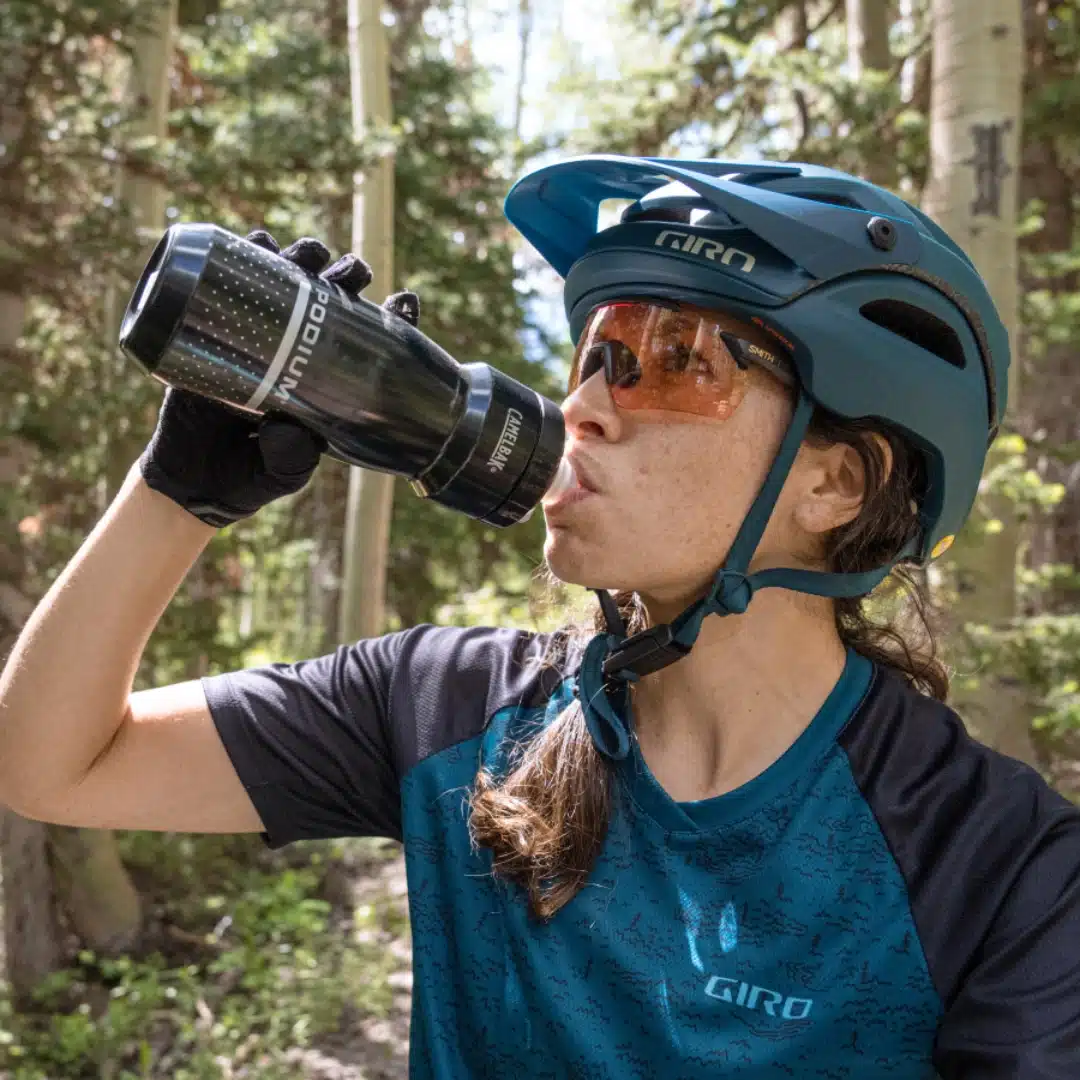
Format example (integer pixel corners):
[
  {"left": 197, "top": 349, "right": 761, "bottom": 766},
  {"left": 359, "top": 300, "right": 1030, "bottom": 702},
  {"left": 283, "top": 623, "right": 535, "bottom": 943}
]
[{"left": 571, "top": 304, "right": 750, "bottom": 420}]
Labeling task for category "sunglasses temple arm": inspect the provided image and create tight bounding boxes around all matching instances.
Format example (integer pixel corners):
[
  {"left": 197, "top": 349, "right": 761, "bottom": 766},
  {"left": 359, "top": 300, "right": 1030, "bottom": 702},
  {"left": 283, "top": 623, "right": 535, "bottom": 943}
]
[{"left": 723, "top": 334, "right": 797, "bottom": 388}]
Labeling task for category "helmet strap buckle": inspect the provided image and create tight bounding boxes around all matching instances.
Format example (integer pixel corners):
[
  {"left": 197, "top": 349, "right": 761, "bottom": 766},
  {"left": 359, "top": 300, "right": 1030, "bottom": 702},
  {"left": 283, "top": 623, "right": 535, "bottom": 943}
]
[{"left": 602, "top": 623, "right": 689, "bottom": 681}]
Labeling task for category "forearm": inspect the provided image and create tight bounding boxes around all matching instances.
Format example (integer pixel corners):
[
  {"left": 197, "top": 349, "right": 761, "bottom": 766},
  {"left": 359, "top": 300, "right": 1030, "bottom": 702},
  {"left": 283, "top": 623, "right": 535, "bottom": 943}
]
[{"left": 0, "top": 461, "right": 217, "bottom": 809}]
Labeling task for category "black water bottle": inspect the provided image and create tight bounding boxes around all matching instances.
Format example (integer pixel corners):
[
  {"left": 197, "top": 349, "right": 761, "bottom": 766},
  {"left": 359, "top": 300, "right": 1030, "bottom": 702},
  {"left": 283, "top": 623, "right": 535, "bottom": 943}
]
[{"left": 118, "top": 224, "right": 571, "bottom": 526}]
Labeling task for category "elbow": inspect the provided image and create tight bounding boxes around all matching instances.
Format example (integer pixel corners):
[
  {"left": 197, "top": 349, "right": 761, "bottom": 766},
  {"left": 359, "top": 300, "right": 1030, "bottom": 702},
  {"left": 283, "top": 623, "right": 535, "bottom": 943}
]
[
  {"left": 0, "top": 759, "right": 54, "bottom": 821},
  {"left": 0, "top": 758, "right": 28, "bottom": 817},
  {"left": 0, "top": 740, "right": 44, "bottom": 819},
  {"left": 0, "top": 754, "right": 80, "bottom": 825},
  {"left": 0, "top": 707, "right": 128, "bottom": 823},
  {"left": 0, "top": 785, "right": 53, "bottom": 823},
  {"left": 0, "top": 775, "right": 83, "bottom": 826}
]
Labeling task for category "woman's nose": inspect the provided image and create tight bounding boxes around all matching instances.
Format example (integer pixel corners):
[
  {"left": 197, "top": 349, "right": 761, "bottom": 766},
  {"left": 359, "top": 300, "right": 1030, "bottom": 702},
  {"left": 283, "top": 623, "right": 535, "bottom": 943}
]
[{"left": 562, "top": 371, "right": 623, "bottom": 442}]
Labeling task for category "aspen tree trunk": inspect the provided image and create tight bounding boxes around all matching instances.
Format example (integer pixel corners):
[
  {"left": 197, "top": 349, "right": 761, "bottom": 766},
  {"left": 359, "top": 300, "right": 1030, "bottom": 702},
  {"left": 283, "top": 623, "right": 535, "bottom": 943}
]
[
  {"left": 779, "top": 1, "right": 812, "bottom": 152},
  {"left": 338, "top": 0, "right": 397, "bottom": 642},
  {"left": 845, "top": 0, "right": 894, "bottom": 187},
  {"left": 846, "top": 0, "right": 890, "bottom": 79},
  {"left": 512, "top": 0, "right": 533, "bottom": 158},
  {"left": 922, "top": 0, "right": 1031, "bottom": 762}
]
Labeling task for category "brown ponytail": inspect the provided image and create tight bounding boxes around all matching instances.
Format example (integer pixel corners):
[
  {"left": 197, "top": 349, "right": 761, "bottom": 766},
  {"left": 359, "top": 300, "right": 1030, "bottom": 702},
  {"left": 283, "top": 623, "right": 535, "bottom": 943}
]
[{"left": 469, "top": 410, "right": 946, "bottom": 920}]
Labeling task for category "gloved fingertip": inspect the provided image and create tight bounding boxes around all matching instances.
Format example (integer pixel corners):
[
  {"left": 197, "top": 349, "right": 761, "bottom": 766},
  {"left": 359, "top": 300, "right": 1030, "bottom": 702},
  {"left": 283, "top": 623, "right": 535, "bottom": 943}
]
[
  {"left": 384, "top": 290, "right": 420, "bottom": 326},
  {"left": 280, "top": 237, "right": 332, "bottom": 275},
  {"left": 323, "top": 253, "right": 374, "bottom": 296},
  {"left": 246, "top": 229, "right": 281, "bottom": 254}
]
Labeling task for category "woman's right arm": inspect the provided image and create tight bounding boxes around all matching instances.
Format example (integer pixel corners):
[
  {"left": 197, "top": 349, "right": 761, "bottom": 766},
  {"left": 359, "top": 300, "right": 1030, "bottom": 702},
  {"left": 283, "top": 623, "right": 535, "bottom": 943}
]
[{"left": 0, "top": 461, "right": 265, "bottom": 833}]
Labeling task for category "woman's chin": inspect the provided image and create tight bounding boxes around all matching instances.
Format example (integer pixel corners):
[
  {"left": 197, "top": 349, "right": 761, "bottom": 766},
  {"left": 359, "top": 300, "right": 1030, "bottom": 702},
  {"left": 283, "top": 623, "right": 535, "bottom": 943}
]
[
  {"left": 544, "top": 532, "right": 599, "bottom": 587},
  {"left": 544, "top": 535, "right": 626, "bottom": 591}
]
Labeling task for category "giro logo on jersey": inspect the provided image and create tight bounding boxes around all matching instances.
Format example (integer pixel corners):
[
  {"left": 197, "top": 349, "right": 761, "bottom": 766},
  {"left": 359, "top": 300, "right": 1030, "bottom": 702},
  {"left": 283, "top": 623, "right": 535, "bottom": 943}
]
[
  {"left": 273, "top": 285, "right": 331, "bottom": 403},
  {"left": 704, "top": 976, "right": 813, "bottom": 1021},
  {"left": 654, "top": 230, "right": 757, "bottom": 273},
  {"left": 487, "top": 408, "right": 523, "bottom": 473}
]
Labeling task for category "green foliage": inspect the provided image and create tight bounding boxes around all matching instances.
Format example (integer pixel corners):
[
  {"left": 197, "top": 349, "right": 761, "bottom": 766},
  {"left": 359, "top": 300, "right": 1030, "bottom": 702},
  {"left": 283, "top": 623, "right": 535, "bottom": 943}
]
[
  {"left": 0, "top": 836, "right": 402, "bottom": 1079},
  {"left": 963, "top": 615, "right": 1080, "bottom": 740},
  {"left": 550, "top": 0, "right": 929, "bottom": 195},
  {"left": 976, "top": 434, "right": 1066, "bottom": 528}
]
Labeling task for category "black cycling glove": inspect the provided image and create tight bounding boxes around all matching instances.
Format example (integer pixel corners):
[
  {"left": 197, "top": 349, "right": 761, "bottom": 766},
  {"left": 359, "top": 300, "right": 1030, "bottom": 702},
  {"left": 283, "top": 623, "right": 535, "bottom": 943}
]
[{"left": 138, "top": 229, "right": 420, "bottom": 528}]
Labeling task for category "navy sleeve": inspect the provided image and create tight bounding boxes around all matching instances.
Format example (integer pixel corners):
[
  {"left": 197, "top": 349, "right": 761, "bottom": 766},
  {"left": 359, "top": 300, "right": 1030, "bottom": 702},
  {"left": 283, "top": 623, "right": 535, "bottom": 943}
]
[
  {"left": 934, "top": 809, "right": 1080, "bottom": 1078},
  {"left": 839, "top": 669, "right": 1080, "bottom": 1079},
  {"left": 202, "top": 623, "right": 554, "bottom": 847}
]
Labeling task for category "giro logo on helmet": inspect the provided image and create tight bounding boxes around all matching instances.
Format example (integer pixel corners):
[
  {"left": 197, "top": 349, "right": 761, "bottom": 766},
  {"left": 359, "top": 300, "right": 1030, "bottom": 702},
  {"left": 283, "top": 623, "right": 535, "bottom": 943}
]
[{"left": 654, "top": 230, "right": 757, "bottom": 273}]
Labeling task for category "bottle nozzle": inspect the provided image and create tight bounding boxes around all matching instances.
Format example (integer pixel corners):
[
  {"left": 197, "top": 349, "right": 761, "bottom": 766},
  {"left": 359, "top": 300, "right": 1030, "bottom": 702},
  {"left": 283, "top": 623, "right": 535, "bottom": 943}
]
[
  {"left": 516, "top": 458, "right": 574, "bottom": 525},
  {"left": 544, "top": 457, "right": 575, "bottom": 502}
]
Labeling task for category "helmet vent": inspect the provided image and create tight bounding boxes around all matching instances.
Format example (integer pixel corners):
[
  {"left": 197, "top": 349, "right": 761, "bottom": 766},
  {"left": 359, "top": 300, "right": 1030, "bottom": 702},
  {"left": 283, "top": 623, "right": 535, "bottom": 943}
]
[
  {"left": 797, "top": 192, "right": 863, "bottom": 209},
  {"left": 859, "top": 299, "right": 966, "bottom": 369},
  {"left": 620, "top": 205, "right": 694, "bottom": 225}
]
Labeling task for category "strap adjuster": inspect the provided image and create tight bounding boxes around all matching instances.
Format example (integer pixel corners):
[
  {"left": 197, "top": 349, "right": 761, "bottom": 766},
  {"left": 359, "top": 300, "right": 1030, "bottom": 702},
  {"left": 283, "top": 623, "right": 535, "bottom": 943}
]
[{"left": 602, "top": 624, "right": 691, "bottom": 680}]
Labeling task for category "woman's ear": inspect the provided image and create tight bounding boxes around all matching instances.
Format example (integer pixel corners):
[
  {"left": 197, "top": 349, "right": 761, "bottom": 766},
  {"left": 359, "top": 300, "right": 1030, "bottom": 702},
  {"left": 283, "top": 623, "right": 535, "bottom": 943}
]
[{"left": 792, "top": 434, "right": 892, "bottom": 536}]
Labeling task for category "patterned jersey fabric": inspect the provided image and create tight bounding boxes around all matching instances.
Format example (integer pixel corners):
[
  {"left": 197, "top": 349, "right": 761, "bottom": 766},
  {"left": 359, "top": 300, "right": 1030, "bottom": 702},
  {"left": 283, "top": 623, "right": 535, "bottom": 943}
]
[{"left": 201, "top": 625, "right": 1080, "bottom": 1078}]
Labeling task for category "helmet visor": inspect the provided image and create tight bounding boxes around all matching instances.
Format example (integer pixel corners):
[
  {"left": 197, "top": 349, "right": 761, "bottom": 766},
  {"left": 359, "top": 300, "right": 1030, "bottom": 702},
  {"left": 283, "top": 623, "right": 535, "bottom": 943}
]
[{"left": 569, "top": 301, "right": 795, "bottom": 420}]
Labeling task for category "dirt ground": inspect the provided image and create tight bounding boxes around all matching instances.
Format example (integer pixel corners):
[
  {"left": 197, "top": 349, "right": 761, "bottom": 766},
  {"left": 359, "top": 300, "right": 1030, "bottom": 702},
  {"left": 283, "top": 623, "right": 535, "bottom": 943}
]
[{"left": 287, "top": 851, "right": 412, "bottom": 1080}]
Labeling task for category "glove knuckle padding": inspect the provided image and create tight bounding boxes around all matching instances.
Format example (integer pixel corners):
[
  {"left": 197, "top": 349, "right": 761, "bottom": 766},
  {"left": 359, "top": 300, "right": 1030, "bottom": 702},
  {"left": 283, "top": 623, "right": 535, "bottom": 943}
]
[{"left": 258, "top": 417, "right": 324, "bottom": 482}]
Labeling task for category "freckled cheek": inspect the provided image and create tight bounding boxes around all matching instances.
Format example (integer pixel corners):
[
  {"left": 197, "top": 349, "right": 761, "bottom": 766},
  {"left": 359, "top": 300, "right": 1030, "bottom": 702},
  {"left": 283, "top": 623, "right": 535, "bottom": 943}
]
[
  {"left": 631, "top": 471, "right": 712, "bottom": 541},
  {"left": 631, "top": 441, "right": 715, "bottom": 502},
  {"left": 633, "top": 458, "right": 687, "bottom": 501}
]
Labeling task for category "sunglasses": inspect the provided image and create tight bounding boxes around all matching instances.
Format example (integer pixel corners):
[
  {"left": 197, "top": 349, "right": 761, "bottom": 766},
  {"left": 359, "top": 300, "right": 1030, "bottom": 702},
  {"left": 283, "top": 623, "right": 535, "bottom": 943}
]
[{"left": 569, "top": 301, "right": 796, "bottom": 421}]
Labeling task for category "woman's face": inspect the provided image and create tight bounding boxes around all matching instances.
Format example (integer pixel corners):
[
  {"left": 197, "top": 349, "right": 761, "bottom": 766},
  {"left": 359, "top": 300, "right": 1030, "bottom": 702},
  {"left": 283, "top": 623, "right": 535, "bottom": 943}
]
[{"left": 543, "top": 307, "right": 827, "bottom": 614}]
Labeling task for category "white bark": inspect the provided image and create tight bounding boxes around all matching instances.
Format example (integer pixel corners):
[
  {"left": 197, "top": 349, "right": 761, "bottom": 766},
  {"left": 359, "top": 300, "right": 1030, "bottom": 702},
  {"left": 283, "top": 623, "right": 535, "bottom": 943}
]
[
  {"left": 923, "top": 0, "right": 1022, "bottom": 373},
  {"left": 845, "top": 0, "right": 893, "bottom": 187},
  {"left": 922, "top": 0, "right": 1031, "bottom": 762},
  {"left": 339, "top": 0, "right": 397, "bottom": 642},
  {"left": 846, "top": 0, "right": 891, "bottom": 81},
  {"left": 513, "top": 0, "right": 533, "bottom": 154}
]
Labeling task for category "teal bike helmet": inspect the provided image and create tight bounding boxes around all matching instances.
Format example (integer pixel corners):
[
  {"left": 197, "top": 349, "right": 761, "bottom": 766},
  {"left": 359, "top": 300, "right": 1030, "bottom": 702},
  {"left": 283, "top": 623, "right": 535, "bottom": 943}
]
[{"left": 504, "top": 156, "right": 1009, "bottom": 758}]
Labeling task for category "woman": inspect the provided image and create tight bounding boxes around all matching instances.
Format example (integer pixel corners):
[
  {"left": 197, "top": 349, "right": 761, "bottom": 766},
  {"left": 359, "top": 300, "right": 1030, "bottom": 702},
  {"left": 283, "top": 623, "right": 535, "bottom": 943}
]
[{"left": 1, "top": 155, "right": 1077, "bottom": 1078}]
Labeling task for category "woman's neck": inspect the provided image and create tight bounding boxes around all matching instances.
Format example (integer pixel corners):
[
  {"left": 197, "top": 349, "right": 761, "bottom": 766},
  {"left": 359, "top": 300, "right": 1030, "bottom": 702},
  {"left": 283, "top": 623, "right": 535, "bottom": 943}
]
[{"left": 629, "top": 588, "right": 847, "bottom": 803}]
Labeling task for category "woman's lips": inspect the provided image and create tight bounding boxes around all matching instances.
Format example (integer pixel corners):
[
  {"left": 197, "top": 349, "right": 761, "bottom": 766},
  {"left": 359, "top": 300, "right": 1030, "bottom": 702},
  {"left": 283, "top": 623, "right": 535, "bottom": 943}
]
[
  {"left": 544, "top": 485, "right": 595, "bottom": 513},
  {"left": 569, "top": 455, "right": 600, "bottom": 494}
]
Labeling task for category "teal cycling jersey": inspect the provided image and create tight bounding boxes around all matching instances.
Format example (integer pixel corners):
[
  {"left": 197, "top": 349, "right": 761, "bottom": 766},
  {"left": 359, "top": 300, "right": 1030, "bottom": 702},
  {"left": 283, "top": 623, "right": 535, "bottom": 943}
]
[{"left": 203, "top": 625, "right": 1080, "bottom": 1078}]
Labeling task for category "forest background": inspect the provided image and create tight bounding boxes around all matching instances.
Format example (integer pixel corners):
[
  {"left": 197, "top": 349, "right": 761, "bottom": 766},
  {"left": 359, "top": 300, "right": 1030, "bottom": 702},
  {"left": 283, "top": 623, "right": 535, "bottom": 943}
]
[{"left": 0, "top": 0, "right": 1077, "bottom": 1076}]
